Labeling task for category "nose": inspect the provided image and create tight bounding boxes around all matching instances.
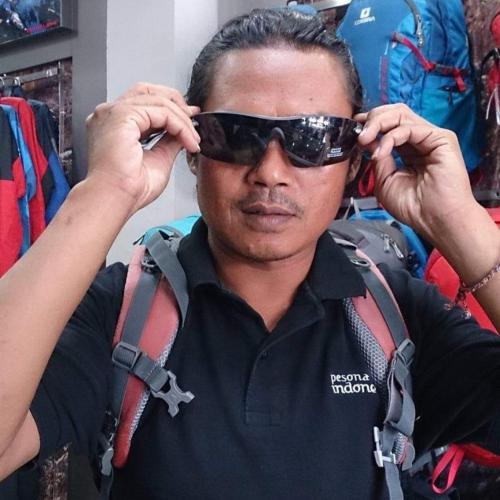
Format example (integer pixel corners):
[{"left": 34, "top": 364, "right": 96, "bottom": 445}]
[{"left": 246, "top": 139, "right": 294, "bottom": 189}]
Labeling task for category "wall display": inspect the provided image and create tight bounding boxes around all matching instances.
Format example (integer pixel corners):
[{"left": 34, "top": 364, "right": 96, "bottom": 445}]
[
  {"left": 0, "top": 0, "right": 75, "bottom": 48},
  {"left": 2, "top": 59, "right": 73, "bottom": 176}
]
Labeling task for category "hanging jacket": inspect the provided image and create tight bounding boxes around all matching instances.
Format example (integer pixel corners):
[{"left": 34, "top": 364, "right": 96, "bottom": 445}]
[
  {"left": 0, "top": 108, "right": 25, "bottom": 276},
  {"left": 29, "top": 100, "right": 70, "bottom": 223},
  {"left": 0, "top": 97, "right": 49, "bottom": 243},
  {"left": 0, "top": 104, "right": 37, "bottom": 255}
]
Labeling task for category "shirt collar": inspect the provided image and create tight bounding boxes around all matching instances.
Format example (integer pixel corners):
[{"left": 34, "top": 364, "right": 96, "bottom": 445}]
[
  {"left": 306, "top": 231, "right": 366, "bottom": 300},
  {"left": 177, "top": 218, "right": 366, "bottom": 299}
]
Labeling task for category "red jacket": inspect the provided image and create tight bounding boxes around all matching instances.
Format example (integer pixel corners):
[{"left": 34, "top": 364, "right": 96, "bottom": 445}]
[
  {"left": 0, "top": 97, "right": 48, "bottom": 243},
  {"left": 0, "top": 107, "right": 25, "bottom": 276}
]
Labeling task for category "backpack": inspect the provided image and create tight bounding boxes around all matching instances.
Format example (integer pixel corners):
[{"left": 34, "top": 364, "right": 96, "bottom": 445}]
[
  {"left": 481, "top": 10, "right": 500, "bottom": 125},
  {"left": 336, "top": 0, "right": 485, "bottom": 172},
  {"left": 422, "top": 207, "right": 500, "bottom": 494},
  {"left": 340, "top": 203, "right": 429, "bottom": 278},
  {"left": 97, "top": 221, "right": 417, "bottom": 500}
]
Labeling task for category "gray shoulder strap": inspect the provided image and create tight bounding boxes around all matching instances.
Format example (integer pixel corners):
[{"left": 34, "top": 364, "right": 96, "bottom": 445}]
[{"left": 145, "top": 231, "right": 189, "bottom": 326}]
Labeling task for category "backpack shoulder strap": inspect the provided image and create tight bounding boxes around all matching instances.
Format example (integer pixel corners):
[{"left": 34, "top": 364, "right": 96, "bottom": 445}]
[
  {"left": 98, "top": 232, "right": 193, "bottom": 498},
  {"left": 337, "top": 238, "right": 416, "bottom": 500}
]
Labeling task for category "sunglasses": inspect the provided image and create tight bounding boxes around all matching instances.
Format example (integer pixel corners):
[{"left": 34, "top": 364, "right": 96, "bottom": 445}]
[{"left": 193, "top": 111, "right": 362, "bottom": 168}]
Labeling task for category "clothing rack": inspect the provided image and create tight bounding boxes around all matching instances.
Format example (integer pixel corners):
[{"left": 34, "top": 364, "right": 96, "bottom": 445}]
[
  {"left": 1, "top": 62, "right": 65, "bottom": 156},
  {"left": 0, "top": 65, "right": 60, "bottom": 89}
]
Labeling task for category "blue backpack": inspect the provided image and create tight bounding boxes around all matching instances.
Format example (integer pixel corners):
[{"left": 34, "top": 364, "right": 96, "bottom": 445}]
[{"left": 337, "top": 0, "right": 484, "bottom": 171}]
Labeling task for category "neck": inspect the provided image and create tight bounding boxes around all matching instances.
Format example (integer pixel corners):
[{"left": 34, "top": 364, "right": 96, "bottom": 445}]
[{"left": 209, "top": 237, "right": 318, "bottom": 331}]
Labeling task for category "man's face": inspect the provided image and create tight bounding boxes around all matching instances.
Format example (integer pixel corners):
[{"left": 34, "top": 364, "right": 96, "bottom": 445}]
[{"left": 195, "top": 47, "right": 353, "bottom": 263}]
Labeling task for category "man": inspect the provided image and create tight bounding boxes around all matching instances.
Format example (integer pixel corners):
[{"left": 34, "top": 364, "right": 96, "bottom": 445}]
[{"left": 0, "top": 9, "right": 499, "bottom": 500}]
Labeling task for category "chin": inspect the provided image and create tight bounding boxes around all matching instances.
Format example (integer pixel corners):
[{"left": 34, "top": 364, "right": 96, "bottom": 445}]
[{"left": 228, "top": 236, "right": 306, "bottom": 263}]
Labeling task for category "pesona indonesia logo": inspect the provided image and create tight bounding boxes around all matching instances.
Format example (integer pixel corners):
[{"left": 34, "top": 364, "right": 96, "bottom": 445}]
[
  {"left": 330, "top": 373, "right": 377, "bottom": 395},
  {"left": 354, "top": 7, "right": 376, "bottom": 26}
]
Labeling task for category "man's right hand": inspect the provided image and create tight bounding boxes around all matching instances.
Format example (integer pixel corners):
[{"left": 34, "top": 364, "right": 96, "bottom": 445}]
[
  {"left": 0, "top": 83, "right": 200, "bottom": 475},
  {"left": 86, "top": 83, "right": 201, "bottom": 214}
]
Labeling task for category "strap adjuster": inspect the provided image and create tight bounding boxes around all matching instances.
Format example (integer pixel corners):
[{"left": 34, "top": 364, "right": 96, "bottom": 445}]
[
  {"left": 112, "top": 342, "right": 141, "bottom": 371},
  {"left": 394, "top": 338, "right": 415, "bottom": 366},
  {"left": 373, "top": 426, "right": 397, "bottom": 468},
  {"left": 141, "top": 252, "right": 160, "bottom": 273}
]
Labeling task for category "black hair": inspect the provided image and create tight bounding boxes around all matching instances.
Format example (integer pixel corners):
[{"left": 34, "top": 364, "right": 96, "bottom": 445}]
[{"left": 186, "top": 8, "right": 363, "bottom": 115}]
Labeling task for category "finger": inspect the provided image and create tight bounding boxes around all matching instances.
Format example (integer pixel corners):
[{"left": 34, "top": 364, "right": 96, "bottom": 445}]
[
  {"left": 355, "top": 103, "right": 431, "bottom": 124},
  {"left": 359, "top": 133, "right": 421, "bottom": 167},
  {"left": 372, "top": 153, "right": 398, "bottom": 196},
  {"left": 358, "top": 138, "right": 380, "bottom": 156},
  {"left": 356, "top": 104, "right": 430, "bottom": 145},
  {"left": 118, "top": 95, "right": 200, "bottom": 138},
  {"left": 371, "top": 126, "right": 412, "bottom": 161},
  {"left": 127, "top": 106, "right": 201, "bottom": 153},
  {"left": 375, "top": 124, "right": 454, "bottom": 161},
  {"left": 143, "top": 133, "right": 185, "bottom": 172},
  {"left": 117, "top": 83, "right": 197, "bottom": 116}
]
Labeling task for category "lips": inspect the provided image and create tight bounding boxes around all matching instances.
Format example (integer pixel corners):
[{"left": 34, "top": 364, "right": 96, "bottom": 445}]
[{"left": 240, "top": 202, "right": 295, "bottom": 216}]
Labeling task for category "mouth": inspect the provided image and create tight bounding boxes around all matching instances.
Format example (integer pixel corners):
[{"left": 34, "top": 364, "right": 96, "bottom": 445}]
[
  {"left": 240, "top": 203, "right": 296, "bottom": 216},
  {"left": 239, "top": 202, "right": 296, "bottom": 232}
]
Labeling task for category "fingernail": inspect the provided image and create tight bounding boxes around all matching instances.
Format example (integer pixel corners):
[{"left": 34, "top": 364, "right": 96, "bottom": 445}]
[{"left": 373, "top": 146, "right": 380, "bottom": 159}]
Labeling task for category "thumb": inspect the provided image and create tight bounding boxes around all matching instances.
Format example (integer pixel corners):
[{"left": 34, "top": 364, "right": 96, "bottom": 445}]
[
  {"left": 143, "top": 133, "right": 185, "bottom": 172},
  {"left": 361, "top": 138, "right": 398, "bottom": 196}
]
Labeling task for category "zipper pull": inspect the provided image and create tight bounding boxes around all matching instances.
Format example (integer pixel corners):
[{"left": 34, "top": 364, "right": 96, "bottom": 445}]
[
  {"left": 390, "top": 239, "right": 405, "bottom": 260},
  {"left": 415, "top": 14, "right": 424, "bottom": 47},
  {"left": 382, "top": 234, "right": 391, "bottom": 253}
]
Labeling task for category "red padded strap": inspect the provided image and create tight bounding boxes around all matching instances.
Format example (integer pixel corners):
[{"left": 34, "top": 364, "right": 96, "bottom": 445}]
[
  {"left": 351, "top": 248, "right": 408, "bottom": 359},
  {"left": 112, "top": 245, "right": 181, "bottom": 467}
]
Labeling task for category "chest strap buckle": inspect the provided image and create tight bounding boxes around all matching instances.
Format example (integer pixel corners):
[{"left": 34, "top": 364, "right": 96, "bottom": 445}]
[{"left": 150, "top": 370, "right": 195, "bottom": 417}]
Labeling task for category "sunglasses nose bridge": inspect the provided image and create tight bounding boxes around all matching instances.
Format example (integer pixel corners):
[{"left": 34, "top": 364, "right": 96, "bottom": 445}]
[{"left": 270, "top": 126, "right": 285, "bottom": 144}]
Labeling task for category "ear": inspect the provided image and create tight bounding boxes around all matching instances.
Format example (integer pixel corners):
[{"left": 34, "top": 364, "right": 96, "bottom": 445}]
[{"left": 186, "top": 152, "right": 199, "bottom": 175}]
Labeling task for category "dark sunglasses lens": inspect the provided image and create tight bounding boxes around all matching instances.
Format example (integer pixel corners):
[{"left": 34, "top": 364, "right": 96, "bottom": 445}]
[
  {"left": 195, "top": 114, "right": 266, "bottom": 166},
  {"left": 194, "top": 113, "right": 360, "bottom": 168},
  {"left": 282, "top": 117, "right": 359, "bottom": 167}
]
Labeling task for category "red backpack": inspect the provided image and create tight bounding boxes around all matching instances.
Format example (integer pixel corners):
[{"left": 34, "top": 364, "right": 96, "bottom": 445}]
[{"left": 424, "top": 208, "right": 500, "bottom": 493}]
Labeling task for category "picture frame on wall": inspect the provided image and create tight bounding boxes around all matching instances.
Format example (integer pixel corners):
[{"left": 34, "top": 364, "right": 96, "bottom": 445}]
[{"left": 0, "top": 0, "right": 76, "bottom": 48}]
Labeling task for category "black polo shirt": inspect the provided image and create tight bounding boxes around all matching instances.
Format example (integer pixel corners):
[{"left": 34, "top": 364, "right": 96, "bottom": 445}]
[{"left": 30, "top": 219, "right": 500, "bottom": 500}]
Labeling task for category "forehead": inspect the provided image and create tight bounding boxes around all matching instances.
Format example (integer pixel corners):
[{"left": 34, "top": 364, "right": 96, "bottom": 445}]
[{"left": 204, "top": 47, "right": 353, "bottom": 118}]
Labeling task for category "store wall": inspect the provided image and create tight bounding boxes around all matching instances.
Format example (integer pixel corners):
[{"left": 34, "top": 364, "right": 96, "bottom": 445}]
[
  {"left": 218, "top": 0, "right": 280, "bottom": 24},
  {"left": 105, "top": 0, "right": 219, "bottom": 264},
  {"left": 106, "top": 0, "right": 280, "bottom": 264}
]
